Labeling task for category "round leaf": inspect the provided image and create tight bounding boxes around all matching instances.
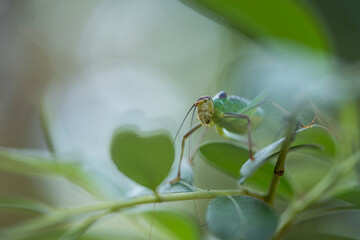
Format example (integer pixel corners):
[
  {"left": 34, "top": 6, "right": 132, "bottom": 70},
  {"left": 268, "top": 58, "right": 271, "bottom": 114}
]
[
  {"left": 110, "top": 129, "right": 175, "bottom": 190},
  {"left": 206, "top": 195, "right": 278, "bottom": 240}
]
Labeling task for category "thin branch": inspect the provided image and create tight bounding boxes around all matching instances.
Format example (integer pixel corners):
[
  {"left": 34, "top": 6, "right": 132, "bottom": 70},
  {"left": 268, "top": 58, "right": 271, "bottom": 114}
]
[
  {"left": 0, "top": 189, "right": 260, "bottom": 239},
  {"left": 265, "top": 115, "right": 297, "bottom": 204}
]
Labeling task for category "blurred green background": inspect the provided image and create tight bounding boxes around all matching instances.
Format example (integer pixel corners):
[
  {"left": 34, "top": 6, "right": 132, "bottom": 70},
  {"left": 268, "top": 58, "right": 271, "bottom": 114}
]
[{"left": 1, "top": 0, "right": 360, "bottom": 239}]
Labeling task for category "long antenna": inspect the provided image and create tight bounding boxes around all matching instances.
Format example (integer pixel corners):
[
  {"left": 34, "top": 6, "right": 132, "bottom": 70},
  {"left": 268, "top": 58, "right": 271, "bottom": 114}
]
[
  {"left": 189, "top": 106, "right": 197, "bottom": 159},
  {"left": 173, "top": 104, "right": 195, "bottom": 144}
]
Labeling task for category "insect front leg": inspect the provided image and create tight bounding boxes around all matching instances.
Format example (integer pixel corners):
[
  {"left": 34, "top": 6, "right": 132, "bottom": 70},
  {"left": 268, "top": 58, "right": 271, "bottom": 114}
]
[
  {"left": 223, "top": 113, "right": 254, "bottom": 161},
  {"left": 169, "top": 122, "right": 202, "bottom": 184}
]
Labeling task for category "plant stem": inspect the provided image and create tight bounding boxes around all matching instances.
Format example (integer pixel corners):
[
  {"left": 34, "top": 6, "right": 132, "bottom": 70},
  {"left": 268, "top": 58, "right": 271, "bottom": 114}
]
[
  {"left": 1, "top": 189, "right": 260, "bottom": 239},
  {"left": 265, "top": 116, "right": 296, "bottom": 204}
]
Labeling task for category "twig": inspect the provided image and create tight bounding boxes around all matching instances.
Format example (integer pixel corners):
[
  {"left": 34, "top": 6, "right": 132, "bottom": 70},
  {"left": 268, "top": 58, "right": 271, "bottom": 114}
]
[{"left": 265, "top": 116, "right": 297, "bottom": 204}]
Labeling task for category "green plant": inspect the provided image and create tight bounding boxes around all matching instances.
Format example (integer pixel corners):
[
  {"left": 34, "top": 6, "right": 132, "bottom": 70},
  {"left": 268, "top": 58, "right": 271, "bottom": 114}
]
[
  {"left": 1, "top": 1, "right": 360, "bottom": 240},
  {"left": 0, "top": 92, "right": 359, "bottom": 240}
]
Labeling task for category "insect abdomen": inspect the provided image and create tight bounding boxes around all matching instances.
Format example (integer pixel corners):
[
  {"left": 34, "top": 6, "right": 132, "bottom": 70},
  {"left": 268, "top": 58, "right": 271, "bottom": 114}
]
[{"left": 213, "top": 96, "right": 264, "bottom": 134}]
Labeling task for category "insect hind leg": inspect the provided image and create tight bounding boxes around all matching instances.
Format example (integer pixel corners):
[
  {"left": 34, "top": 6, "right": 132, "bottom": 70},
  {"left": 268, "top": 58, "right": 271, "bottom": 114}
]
[
  {"left": 299, "top": 115, "right": 317, "bottom": 129},
  {"left": 223, "top": 113, "right": 254, "bottom": 161}
]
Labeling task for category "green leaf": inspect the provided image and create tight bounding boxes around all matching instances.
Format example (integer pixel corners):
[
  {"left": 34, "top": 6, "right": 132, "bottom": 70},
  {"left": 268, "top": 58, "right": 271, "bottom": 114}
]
[
  {"left": 139, "top": 210, "right": 202, "bottom": 240},
  {"left": 245, "top": 162, "right": 293, "bottom": 198},
  {"left": 180, "top": 0, "right": 329, "bottom": 51},
  {"left": 161, "top": 181, "right": 195, "bottom": 193},
  {"left": 110, "top": 128, "right": 175, "bottom": 191},
  {"left": 293, "top": 125, "right": 336, "bottom": 156},
  {"left": 240, "top": 126, "right": 331, "bottom": 183},
  {"left": 206, "top": 195, "right": 277, "bottom": 240},
  {"left": 160, "top": 161, "right": 195, "bottom": 193},
  {"left": 199, "top": 142, "right": 249, "bottom": 178},
  {"left": 240, "top": 138, "right": 284, "bottom": 183},
  {"left": 0, "top": 196, "right": 51, "bottom": 214},
  {"left": 199, "top": 142, "right": 321, "bottom": 198},
  {"left": 0, "top": 148, "right": 101, "bottom": 198},
  {"left": 336, "top": 189, "right": 360, "bottom": 208}
]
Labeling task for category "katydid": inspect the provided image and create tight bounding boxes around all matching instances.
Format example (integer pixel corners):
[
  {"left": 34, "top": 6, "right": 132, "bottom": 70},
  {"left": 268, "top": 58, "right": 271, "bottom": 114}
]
[
  {"left": 170, "top": 91, "right": 268, "bottom": 184},
  {"left": 170, "top": 90, "right": 317, "bottom": 184}
]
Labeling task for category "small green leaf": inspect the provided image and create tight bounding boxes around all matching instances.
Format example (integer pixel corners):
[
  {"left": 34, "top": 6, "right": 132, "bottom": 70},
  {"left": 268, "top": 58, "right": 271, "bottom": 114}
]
[
  {"left": 160, "top": 181, "right": 195, "bottom": 193},
  {"left": 110, "top": 128, "right": 175, "bottom": 190},
  {"left": 160, "top": 162, "right": 195, "bottom": 193},
  {"left": 206, "top": 195, "right": 277, "bottom": 240}
]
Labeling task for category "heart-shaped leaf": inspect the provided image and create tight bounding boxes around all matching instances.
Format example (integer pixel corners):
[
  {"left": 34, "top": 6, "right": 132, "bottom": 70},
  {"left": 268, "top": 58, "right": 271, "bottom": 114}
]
[
  {"left": 206, "top": 195, "right": 277, "bottom": 240},
  {"left": 110, "top": 128, "right": 175, "bottom": 191}
]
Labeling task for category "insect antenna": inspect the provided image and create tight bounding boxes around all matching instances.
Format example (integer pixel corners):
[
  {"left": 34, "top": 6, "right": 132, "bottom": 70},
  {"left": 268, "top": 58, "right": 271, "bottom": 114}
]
[
  {"left": 189, "top": 105, "right": 197, "bottom": 159},
  {"left": 173, "top": 104, "right": 195, "bottom": 144}
]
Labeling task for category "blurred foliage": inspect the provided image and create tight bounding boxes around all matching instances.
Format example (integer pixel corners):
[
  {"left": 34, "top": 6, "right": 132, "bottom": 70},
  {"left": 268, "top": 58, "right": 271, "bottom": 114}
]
[
  {"left": 206, "top": 196, "right": 277, "bottom": 240},
  {"left": 180, "top": 0, "right": 329, "bottom": 51},
  {"left": 1, "top": 0, "right": 360, "bottom": 240}
]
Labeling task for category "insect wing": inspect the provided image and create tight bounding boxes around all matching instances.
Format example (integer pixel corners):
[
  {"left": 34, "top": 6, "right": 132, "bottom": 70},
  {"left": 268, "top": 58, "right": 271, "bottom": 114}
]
[{"left": 238, "top": 88, "right": 269, "bottom": 114}]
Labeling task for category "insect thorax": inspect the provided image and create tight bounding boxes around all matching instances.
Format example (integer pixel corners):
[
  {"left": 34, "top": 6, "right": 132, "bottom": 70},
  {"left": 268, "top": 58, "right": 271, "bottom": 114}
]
[{"left": 197, "top": 97, "right": 214, "bottom": 126}]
